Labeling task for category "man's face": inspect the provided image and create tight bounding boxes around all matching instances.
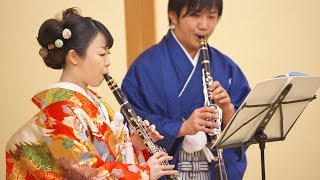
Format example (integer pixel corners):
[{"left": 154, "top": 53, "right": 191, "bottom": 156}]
[{"left": 169, "top": 7, "right": 219, "bottom": 56}]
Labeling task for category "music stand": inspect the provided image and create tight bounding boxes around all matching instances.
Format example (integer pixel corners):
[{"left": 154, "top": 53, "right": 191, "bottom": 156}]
[{"left": 211, "top": 74, "right": 320, "bottom": 180}]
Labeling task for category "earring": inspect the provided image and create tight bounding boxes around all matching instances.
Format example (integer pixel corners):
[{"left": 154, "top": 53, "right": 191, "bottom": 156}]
[{"left": 169, "top": 23, "right": 175, "bottom": 30}]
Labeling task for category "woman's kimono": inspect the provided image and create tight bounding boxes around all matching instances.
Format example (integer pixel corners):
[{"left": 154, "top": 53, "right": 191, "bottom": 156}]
[
  {"left": 122, "top": 31, "right": 251, "bottom": 179},
  {"left": 6, "top": 82, "right": 149, "bottom": 180}
]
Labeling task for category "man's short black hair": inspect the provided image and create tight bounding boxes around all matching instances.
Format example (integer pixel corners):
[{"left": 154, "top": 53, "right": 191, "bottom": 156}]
[{"left": 168, "top": 0, "right": 223, "bottom": 24}]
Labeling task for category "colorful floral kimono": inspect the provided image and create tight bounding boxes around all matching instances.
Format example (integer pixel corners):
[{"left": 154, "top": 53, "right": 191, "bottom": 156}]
[{"left": 6, "top": 82, "right": 150, "bottom": 180}]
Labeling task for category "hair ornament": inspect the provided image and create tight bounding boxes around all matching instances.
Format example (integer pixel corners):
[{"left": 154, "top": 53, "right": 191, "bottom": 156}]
[
  {"left": 169, "top": 23, "right": 175, "bottom": 30},
  {"left": 62, "top": 28, "right": 72, "bottom": 39},
  {"left": 48, "top": 44, "right": 55, "bottom": 50},
  {"left": 39, "top": 47, "right": 48, "bottom": 58},
  {"left": 54, "top": 39, "right": 64, "bottom": 48},
  {"left": 38, "top": 28, "right": 72, "bottom": 58}
]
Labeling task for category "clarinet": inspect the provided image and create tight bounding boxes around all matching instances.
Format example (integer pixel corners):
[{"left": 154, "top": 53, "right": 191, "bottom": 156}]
[
  {"left": 199, "top": 36, "right": 228, "bottom": 180},
  {"left": 104, "top": 74, "right": 180, "bottom": 180}
]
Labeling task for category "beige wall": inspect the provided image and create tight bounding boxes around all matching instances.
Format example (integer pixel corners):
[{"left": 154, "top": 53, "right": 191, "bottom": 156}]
[
  {"left": 155, "top": 0, "right": 320, "bottom": 179},
  {"left": 0, "top": 0, "right": 126, "bottom": 178},
  {"left": 1, "top": 0, "right": 320, "bottom": 179}
]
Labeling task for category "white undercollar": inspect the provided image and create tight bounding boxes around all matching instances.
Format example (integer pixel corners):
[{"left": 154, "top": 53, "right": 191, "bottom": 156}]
[{"left": 171, "top": 30, "right": 199, "bottom": 67}]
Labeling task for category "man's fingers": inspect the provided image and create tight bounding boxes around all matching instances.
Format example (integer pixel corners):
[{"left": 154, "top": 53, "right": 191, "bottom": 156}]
[{"left": 198, "top": 112, "right": 218, "bottom": 120}]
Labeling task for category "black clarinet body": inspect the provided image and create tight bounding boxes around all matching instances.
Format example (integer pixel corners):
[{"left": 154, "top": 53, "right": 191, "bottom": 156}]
[
  {"left": 199, "top": 36, "right": 228, "bottom": 180},
  {"left": 104, "top": 74, "right": 180, "bottom": 180}
]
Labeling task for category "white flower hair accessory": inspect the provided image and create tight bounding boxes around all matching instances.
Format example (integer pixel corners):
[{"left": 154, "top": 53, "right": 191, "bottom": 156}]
[{"left": 62, "top": 28, "right": 72, "bottom": 39}]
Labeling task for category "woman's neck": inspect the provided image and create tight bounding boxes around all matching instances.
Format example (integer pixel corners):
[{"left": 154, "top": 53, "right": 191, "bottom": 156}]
[{"left": 60, "top": 70, "right": 87, "bottom": 92}]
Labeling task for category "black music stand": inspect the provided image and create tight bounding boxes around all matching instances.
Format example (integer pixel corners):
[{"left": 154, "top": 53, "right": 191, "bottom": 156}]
[{"left": 211, "top": 74, "right": 320, "bottom": 180}]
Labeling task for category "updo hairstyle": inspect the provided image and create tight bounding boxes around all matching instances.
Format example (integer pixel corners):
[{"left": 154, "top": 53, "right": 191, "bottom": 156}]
[{"left": 37, "top": 8, "right": 113, "bottom": 69}]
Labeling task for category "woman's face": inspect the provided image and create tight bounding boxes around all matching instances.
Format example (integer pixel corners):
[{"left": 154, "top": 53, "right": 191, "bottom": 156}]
[{"left": 77, "top": 32, "right": 111, "bottom": 88}]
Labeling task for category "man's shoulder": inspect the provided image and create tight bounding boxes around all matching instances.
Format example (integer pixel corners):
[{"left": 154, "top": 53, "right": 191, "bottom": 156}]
[
  {"left": 133, "top": 33, "right": 172, "bottom": 63},
  {"left": 132, "top": 42, "right": 164, "bottom": 67},
  {"left": 209, "top": 46, "right": 229, "bottom": 59}
]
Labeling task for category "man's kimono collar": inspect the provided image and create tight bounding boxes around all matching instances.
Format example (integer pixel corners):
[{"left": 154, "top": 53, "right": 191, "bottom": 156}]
[{"left": 163, "top": 31, "right": 199, "bottom": 93}]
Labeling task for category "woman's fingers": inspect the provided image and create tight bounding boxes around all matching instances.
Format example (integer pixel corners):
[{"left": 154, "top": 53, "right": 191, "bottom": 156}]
[
  {"left": 158, "top": 164, "right": 175, "bottom": 171},
  {"left": 157, "top": 154, "right": 173, "bottom": 162},
  {"left": 143, "top": 119, "right": 150, "bottom": 127},
  {"left": 152, "top": 151, "right": 167, "bottom": 159},
  {"left": 148, "top": 124, "right": 156, "bottom": 132}
]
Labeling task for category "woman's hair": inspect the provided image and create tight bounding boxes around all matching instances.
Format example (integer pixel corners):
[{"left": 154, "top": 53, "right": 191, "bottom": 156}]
[
  {"left": 168, "top": 0, "right": 223, "bottom": 24},
  {"left": 37, "top": 8, "right": 113, "bottom": 69}
]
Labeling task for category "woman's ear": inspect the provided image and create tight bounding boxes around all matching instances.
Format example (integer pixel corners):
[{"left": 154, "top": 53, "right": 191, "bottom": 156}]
[{"left": 66, "top": 49, "right": 79, "bottom": 65}]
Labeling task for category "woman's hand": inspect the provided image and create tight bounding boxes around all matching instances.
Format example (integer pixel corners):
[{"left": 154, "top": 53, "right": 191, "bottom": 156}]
[
  {"left": 143, "top": 120, "right": 164, "bottom": 142},
  {"left": 147, "top": 151, "right": 178, "bottom": 180},
  {"left": 132, "top": 120, "right": 164, "bottom": 151}
]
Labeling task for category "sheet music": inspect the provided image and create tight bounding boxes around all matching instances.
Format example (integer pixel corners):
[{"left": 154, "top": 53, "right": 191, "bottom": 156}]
[{"left": 212, "top": 74, "right": 320, "bottom": 149}]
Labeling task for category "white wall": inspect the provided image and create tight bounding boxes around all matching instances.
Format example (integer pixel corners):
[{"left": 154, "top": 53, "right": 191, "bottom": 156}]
[{"left": 155, "top": 0, "right": 320, "bottom": 179}]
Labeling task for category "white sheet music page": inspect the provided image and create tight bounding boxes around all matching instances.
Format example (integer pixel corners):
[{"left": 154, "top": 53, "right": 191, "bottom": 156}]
[{"left": 213, "top": 72, "right": 320, "bottom": 149}]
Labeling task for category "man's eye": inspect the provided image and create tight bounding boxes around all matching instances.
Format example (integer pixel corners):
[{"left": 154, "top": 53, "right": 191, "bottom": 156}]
[{"left": 100, "top": 53, "right": 106, "bottom": 56}]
